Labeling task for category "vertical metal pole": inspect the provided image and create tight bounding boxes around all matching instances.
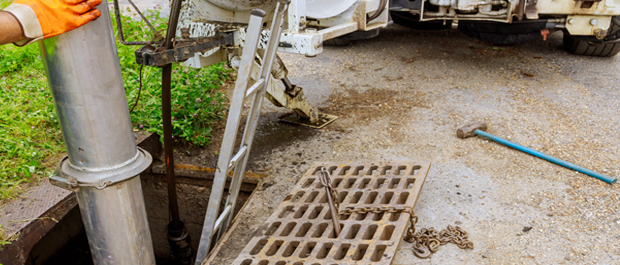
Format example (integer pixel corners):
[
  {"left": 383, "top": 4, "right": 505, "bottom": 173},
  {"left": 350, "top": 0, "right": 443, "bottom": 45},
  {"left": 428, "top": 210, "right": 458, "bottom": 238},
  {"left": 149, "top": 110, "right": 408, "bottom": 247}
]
[
  {"left": 287, "top": 0, "right": 306, "bottom": 33},
  {"left": 75, "top": 177, "right": 154, "bottom": 265},
  {"left": 161, "top": 0, "right": 193, "bottom": 263},
  {"left": 40, "top": 2, "right": 155, "bottom": 265},
  {"left": 162, "top": 0, "right": 184, "bottom": 232}
]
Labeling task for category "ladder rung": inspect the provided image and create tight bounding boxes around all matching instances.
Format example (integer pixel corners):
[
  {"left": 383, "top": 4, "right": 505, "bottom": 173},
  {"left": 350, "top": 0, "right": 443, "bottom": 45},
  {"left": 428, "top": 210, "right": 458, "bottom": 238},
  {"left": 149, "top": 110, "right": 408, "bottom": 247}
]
[
  {"left": 228, "top": 145, "right": 248, "bottom": 170},
  {"left": 245, "top": 78, "right": 265, "bottom": 100},
  {"left": 213, "top": 205, "right": 233, "bottom": 235}
]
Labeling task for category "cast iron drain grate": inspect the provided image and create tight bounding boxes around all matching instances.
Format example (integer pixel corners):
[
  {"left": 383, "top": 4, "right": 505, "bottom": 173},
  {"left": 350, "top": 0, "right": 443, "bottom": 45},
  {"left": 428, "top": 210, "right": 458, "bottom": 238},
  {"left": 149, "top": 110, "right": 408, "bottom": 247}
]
[{"left": 233, "top": 161, "right": 430, "bottom": 265}]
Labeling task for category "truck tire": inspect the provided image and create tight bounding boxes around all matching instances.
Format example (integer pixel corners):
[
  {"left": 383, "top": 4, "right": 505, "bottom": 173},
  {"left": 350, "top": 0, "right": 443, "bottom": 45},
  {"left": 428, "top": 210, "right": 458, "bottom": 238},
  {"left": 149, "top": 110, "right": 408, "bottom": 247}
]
[
  {"left": 563, "top": 17, "right": 620, "bottom": 57},
  {"left": 390, "top": 11, "right": 451, "bottom": 30},
  {"left": 458, "top": 21, "right": 547, "bottom": 44},
  {"left": 563, "top": 34, "right": 620, "bottom": 57},
  {"left": 323, "top": 29, "right": 380, "bottom": 46},
  {"left": 324, "top": 38, "right": 352, "bottom": 46}
]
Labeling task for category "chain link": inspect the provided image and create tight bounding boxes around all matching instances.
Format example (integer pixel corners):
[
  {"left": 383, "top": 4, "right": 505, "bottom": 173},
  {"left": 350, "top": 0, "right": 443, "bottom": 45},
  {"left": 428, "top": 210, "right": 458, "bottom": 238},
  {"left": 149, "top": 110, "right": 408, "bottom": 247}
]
[
  {"left": 319, "top": 167, "right": 340, "bottom": 212},
  {"left": 339, "top": 205, "right": 473, "bottom": 258},
  {"left": 319, "top": 167, "right": 473, "bottom": 258}
]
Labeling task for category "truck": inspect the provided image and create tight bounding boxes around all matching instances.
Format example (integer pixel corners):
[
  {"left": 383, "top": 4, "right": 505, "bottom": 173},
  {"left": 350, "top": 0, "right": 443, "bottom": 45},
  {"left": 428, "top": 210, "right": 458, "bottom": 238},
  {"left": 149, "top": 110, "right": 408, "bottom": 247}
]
[{"left": 176, "top": 0, "right": 620, "bottom": 58}]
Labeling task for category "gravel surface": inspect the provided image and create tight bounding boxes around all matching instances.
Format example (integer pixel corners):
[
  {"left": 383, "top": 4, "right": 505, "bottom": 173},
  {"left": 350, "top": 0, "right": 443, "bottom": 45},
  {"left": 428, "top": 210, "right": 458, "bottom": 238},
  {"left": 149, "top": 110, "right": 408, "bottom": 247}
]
[{"left": 205, "top": 24, "right": 620, "bottom": 265}]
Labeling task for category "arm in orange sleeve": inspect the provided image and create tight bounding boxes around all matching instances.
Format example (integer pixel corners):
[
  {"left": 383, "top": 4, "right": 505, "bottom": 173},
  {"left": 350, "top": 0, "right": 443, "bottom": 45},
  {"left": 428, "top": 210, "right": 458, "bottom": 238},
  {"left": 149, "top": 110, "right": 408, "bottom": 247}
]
[{"left": 2, "top": 0, "right": 103, "bottom": 46}]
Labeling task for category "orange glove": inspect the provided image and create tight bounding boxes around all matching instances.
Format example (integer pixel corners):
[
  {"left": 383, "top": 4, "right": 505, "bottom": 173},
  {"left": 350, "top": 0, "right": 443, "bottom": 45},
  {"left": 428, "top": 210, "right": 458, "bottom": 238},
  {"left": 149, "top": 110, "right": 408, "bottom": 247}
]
[{"left": 3, "top": 0, "right": 102, "bottom": 46}]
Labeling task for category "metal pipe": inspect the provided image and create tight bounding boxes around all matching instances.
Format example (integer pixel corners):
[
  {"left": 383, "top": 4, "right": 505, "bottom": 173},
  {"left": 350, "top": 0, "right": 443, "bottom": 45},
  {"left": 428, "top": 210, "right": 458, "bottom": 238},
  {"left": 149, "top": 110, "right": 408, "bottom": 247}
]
[
  {"left": 162, "top": 65, "right": 181, "bottom": 229},
  {"left": 475, "top": 130, "right": 617, "bottom": 184},
  {"left": 161, "top": 0, "right": 193, "bottom": 263},
  {"left": 162, "top": 0, "right": 184, "bottom": 232},
  {"left": 325, "top": 186, "right": 341, "bottom": 236},
  {"left": 40, "top": 2, "right": 155, "bottom": 265},
  {"left": 161, "top": 0, "right": 182, "bottom": 230},
  {"left": 76, "top": 177, "right": 154, "bottom": 264}
]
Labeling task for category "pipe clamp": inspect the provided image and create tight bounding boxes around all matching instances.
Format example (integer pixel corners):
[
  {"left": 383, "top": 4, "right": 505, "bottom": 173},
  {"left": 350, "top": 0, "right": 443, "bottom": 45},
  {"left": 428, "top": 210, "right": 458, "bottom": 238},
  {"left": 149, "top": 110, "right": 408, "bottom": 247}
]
[{"left": 50, "top": 147, "right": 153, "bottom": 190}]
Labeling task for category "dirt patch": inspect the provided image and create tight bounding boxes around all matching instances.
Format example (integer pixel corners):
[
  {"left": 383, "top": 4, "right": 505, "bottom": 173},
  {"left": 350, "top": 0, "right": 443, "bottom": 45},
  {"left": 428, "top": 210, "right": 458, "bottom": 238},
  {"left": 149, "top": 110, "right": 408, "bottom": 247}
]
[{"left": 325, "top": 87, "right": 429, "bottom": 122}]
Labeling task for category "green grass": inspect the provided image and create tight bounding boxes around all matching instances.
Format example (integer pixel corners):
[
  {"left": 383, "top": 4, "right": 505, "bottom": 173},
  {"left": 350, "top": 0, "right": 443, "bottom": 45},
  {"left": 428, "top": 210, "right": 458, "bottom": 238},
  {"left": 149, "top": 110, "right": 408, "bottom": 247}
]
[
  {"left": 0, "top": 36, "right": 62, "bottom": 200},
  {"left": 115, "top": 6, "right": 231, "bottom": 145},
  {"left": 0, "top": 224, "right": 12, "bottom": 251},
  {"left": 0, "top": 4, "right": 230, "bottom": 202}
]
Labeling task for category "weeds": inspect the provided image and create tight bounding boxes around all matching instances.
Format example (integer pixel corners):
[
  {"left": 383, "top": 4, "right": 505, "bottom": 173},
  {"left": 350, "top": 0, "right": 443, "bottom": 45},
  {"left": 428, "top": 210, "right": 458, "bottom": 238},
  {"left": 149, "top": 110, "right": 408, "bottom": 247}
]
[
  {"left": 0, "top": 224, "right": 13, "bottom": 250},
  {"left": 0, "top": 37, "right": 63, "bottom": 200},
  {"left": 0, "top": 4, "right": 230, "bottom": 199},
  {"left": 114, "top": 5, "right": 231, "bottom": 146}
]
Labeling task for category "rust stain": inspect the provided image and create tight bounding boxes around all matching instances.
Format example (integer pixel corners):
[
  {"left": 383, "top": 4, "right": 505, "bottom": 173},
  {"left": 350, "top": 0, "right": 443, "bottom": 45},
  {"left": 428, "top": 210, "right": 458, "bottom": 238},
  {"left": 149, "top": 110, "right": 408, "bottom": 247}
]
[{"left": 174, "top": 164, "right": 267, "bottom": 179}]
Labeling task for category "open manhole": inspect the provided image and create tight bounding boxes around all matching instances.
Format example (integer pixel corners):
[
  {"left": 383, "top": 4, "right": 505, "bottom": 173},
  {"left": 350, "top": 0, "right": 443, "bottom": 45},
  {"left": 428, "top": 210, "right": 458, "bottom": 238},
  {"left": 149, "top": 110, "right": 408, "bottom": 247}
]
[
  {"left": 233, "top": 161, "right": 430, "bottom": 265},
  {"left": 0, "top": 133, "right": 259, "bottom": 265}
]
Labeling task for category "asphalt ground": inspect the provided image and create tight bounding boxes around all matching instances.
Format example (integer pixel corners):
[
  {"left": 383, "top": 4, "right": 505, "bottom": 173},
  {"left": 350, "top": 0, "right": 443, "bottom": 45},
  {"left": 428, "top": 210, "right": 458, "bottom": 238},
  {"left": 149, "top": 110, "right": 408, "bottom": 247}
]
[{"left": 206, "top": 24, "right": 620, "bottom": 265}]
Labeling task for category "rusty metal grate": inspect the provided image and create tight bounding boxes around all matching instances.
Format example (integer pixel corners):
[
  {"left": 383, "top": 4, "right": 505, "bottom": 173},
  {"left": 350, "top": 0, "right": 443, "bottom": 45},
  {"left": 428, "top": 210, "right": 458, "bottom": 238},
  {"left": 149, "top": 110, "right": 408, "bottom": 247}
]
[{"left": 232, "top": 161, "right": 430, "bottom": 265}]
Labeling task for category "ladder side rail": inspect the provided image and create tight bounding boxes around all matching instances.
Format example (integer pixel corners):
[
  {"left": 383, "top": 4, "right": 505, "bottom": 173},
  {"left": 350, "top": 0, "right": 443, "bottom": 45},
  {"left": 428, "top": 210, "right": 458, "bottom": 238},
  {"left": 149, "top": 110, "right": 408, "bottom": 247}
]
[
  {"left": 194, "top": 10, "right": 267, "bottom": 265},
  {"left": 219, "top": 0, "right": 290, "bottom": 238}
]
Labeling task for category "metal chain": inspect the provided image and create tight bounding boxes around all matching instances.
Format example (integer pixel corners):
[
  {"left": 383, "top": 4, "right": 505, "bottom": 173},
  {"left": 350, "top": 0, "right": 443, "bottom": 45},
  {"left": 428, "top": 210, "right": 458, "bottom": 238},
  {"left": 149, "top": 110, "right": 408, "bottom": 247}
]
[
  {"left": 319, "top": 168, "right": 340, "bottom": 212},
  {"left": 318, "top": 168, "right": 473, "bottom": 258},
  {"left": 339, "top": 205, "right": 473, "bottom": 258}
]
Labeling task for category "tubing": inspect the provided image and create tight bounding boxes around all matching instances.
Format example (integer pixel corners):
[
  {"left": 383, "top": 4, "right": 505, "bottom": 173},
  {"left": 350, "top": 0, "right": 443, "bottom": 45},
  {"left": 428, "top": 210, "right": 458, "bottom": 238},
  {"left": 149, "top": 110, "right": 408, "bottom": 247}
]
[
  {"left": 475, "top": 130, "right": 617, "bottom": 184},
  {"left": 40, "top": 2, "right": 155, "bottom": 264},
  {"left": 161, "top": 0, "right": 193, "bottom": 263},
  {"left": 162, "top": 0, "right": 184, "bottom": 232}
]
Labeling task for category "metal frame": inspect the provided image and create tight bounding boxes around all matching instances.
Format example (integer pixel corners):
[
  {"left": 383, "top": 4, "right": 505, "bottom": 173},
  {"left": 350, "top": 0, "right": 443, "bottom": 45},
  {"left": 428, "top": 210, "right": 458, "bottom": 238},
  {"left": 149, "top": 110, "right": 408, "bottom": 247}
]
[
  {"left": 194, "top": 2, "right": 291, "bottom": 264},
  {"left": 177, "top": 0, "right": 389, "bottom": 57},
  {"left": 134, "top": 33, "right": 235, "bottom": 67},
  {"left": 232, "top": 161, "right": 431, "bottom": 264}
]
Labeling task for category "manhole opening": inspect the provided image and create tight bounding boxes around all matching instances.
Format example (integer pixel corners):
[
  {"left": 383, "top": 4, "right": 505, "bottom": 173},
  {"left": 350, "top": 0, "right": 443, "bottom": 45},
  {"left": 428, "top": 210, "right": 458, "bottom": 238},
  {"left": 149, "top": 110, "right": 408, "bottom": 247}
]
[{"left": 23, "top": 172, "right": 257, "bottom": 265}]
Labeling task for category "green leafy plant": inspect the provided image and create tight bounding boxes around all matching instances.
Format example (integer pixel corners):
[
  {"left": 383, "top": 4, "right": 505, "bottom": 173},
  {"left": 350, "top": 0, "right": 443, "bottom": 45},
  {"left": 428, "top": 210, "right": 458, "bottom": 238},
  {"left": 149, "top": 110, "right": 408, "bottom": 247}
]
[
  {"left": 0, "top": 0, "right": 10, "bottom": 9},
  {"left": 114, "top": 5, "right": 231, "bottom": 146},
  {"left": 0, "top": 40, "right": 63, "bottom": 200},
  {"left": 0, "top": 5, "right": 230, "bottom": 199},
  {"left": 0, "top": 224, "right": 12, "bottom": 250}
]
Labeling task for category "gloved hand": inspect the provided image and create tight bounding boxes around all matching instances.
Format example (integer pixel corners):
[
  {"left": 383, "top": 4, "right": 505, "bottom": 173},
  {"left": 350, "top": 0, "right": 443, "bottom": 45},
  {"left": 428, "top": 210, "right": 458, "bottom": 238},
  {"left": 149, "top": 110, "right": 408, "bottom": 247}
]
[{"left": 3, "top": 0, "right": 102, "bottom": 46}]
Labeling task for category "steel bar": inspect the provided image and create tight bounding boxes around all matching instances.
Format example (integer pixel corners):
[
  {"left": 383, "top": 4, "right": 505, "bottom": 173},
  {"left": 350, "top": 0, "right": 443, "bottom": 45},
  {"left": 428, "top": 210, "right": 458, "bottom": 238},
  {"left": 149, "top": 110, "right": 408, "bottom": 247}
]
[
  {"left": 126, "top": 0, "right": 159, "bottom": 34},
  {"left": 324, "top": 186, "right": 342, "bottom": 237},
  {"left": 475, "top": 130, "right": 617, "bottom": 184},
  {"left": 162, "top": 65, "right": 182, "bottom": 227},
  {"left": 135, "top": 33, "right": 235, "bottom": 67},
  {"left": 40, "top": 2, "right": 154, "bottom": 264},
  {"left": 228, "top": 146, "right": 248, "bottom": 169},
  {"left": 244, "top": 79, "right": 265, "bottom": 98},
  {"left": 158, "top": 1, "right": 194, "bottom": 263},
  {"left": 213, "top": 205, "right": 233, "bottom": 233},
  {"left": 162, "top": 0, "right": 185, "bottom": 233},
  {"left": 112, "top": 0, "right": 152, "bottom": 45}
]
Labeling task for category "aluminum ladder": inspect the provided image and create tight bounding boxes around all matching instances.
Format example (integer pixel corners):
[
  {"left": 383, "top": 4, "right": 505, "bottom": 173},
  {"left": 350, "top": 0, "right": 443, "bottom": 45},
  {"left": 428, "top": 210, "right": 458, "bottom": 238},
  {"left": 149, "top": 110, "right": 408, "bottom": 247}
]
[{"left": 194, "top": 1, "right": 290, "bottom": 264}]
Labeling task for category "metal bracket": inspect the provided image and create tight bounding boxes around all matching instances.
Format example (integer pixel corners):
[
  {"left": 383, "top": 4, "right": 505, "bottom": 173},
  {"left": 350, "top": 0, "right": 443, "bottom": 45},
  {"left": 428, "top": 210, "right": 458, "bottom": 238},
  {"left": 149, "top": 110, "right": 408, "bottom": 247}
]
[
  {"left": 135, "top": 33, "right": 235, "bottom": 67},
  {"left": 50, "top": 147, "right": 153, "bottom": 191}
]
